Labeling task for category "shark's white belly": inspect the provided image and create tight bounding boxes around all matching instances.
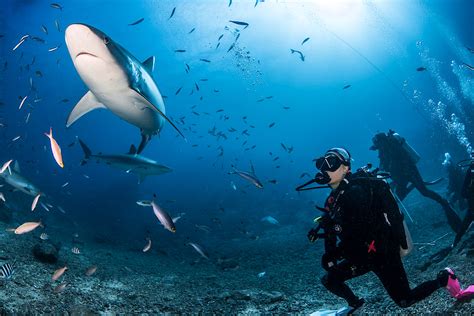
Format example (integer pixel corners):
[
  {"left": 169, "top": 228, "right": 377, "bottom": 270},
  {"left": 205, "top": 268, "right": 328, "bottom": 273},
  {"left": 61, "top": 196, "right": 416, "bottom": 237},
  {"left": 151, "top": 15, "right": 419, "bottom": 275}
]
[{"left": 74, "top": 54, "right": 163, "bottom": 134}]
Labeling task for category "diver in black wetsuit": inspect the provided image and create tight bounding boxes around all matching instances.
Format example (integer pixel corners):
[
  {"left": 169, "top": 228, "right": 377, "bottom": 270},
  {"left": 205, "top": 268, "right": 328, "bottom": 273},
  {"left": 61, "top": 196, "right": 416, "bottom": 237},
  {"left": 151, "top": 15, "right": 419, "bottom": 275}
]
[
  {"left": 305, "top": 148, "right": 453, "bottom": 311},
  {"left": 442, "top": 152, "right": 466, "bottom": 211},
  {"left": 452, "top": 153, "right": 474, "bottom": 247},
  {"left": 370, "top": 130, "right": 462, "bottom": 233}
]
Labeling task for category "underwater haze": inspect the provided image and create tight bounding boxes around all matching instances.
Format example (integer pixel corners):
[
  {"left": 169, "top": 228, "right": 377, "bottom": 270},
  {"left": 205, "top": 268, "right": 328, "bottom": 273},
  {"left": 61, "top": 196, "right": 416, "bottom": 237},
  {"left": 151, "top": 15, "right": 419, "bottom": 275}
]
[{"left": 0, "top": 0, "right": 473, "bottom": 314}]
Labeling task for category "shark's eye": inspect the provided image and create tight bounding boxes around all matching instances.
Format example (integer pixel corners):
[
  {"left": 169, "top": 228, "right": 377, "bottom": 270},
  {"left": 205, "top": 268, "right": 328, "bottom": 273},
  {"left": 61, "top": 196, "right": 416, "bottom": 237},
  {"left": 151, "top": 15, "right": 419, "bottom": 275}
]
[{"left": 103, "top": 36, "right": 110, "bottom": 45}]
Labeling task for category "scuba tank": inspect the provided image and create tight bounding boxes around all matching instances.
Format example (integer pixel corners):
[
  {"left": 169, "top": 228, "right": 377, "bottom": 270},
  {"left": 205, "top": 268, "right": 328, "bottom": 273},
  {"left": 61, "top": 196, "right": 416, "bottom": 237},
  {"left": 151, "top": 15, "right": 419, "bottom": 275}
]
[
  {"left": 400, "top": 220, "right": 413, "bottom": 257},
  {"left": 390, "top": 132, "right": 421, "bottom": 164}
]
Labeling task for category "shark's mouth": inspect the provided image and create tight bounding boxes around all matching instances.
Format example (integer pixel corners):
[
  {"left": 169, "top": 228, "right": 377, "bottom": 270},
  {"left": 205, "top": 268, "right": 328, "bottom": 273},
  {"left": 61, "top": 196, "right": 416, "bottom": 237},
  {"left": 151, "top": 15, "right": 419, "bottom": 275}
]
[{"left": 76, "top": 52, "right": 99, "bottom": 59}]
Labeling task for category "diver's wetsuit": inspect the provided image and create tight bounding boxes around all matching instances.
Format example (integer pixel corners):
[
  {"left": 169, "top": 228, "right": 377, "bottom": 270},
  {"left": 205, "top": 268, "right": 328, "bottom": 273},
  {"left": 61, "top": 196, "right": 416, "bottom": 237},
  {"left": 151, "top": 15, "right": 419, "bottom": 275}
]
[
  {"left": 452, "top": 164, "right": 474, "bottom": 247},
  {"left": 319, "top": 173, "right": 445, "bottom": 308},
  {"left": 374, "top": 134, "right": 461, "bottom": 233}
]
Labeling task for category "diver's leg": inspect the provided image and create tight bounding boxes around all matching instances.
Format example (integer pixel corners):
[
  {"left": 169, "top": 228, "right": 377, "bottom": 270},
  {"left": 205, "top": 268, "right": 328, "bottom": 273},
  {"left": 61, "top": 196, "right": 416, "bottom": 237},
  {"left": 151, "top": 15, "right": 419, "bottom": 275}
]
[
  {"left": 394, "top": 183, "right": 410, "bottom": 201},
  {"left": 320, "top": 260, "right": 368, "bottom": 307},
  {"left": 412, "top": 168, "right": 462, "bottom": 232},
  {"left": 373, "top": 253, "right": 445, "bottom": 307},
  {"left": 452, "top": 207, "right": 474, "bottom": 247}
]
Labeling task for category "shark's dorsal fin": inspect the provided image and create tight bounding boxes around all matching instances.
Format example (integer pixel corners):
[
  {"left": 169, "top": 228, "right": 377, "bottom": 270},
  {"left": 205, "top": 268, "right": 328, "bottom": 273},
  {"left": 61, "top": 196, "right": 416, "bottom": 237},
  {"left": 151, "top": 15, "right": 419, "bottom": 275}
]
[
  {"left": 128, "top": 144, "right": 137, "bottom": 155},
  {"left": 142, "top": 56, "right": 155, "bottom": 73},
  {"left": 66, "top": 91, "right": 106, "bottom": 127},
  {"left": 129, "top": 87, "right": 187, "bottom": 141},
  {"left": 250, "top": 161, "right": 255, "bottom": 175},
  {"left": 13, "top": 161, "right": 20, "bottom": 173}
]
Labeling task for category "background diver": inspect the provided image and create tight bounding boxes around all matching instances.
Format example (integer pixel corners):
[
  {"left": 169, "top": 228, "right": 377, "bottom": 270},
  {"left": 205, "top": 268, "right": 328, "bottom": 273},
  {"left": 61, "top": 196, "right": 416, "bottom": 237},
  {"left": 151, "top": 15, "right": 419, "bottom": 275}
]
[
  {"left": 370, "top": 130, "right": 462, "bottom": 233},
  {"left": 298, "top": 147, "right": 470, "bottom": 313}
]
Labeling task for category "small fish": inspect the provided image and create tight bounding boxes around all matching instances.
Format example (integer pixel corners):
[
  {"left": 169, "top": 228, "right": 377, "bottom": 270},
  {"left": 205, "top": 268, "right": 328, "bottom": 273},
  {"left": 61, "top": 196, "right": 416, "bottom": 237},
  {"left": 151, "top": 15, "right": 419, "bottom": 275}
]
[
  {"left": 257, "top": 271, "right": 266, "bottom": 278},
  {"left": 175, "top": 86, "right": 182, "bottom": 95},
  {"left": 268, "top": 179, "right": 277, "bottom": 184},
  {"left": 85, "top": 266, "right": 97, "bottom": 276},
  {"left": 261, "top": 216, "right": 279, "bottom": 225},
  {"left": 41, "top": 25, "right": 48, "bottom": 34},
  {"left": 168, "top": 7, "right": 176, "bottom": 19},
  {"left": 195, "top": 225, "right": 211, "bottom": 233},
  {"left": 227, "top": 43, "right": 235, "bottom": 52},
  {"left": 229, "top": 162, "right": 263, "bottom": 189},
  {"left": 301, "top": 37, "right": 310, "bottom": 45},
  {"left": 142, "top": 237, "right": 151, "bottom": 252},
  {"left": 188, "top": 27, "right": 196, "bottom": 34},
  {"left": 40, "top": 202, "right": 50, "bottom": 212},
  {"left": 54, "top": 282, "right": 68, "bottom": 293},
  {"left": 195, "top": 82, "right": 199, "bottom": 91},
  {"left": 15, "top": 221, "right": 42, "bottom": 234},
  {"left": 61, "top": 182, "right": 69, "bottom": 188},
  {"left": 231, "top": 181, "right": 237, "bottom": 190},
  {"left": 228, "top": 0, "right": 232, "bottom": 7},
  {"left": 0, "top": 159, "right": 13, "bottom": 174},
  {"left": 48, "top": 45, "right": 60, "bottom": 52},
  {"left": 44, "top": 127, "right": 64, "bottom": 168},
  {"left": 0, "top": 263, "right": 15, "bottom": 280},
  {"left": 31, "top": 193, "right": 41, "bottom": 211},
  {"left": 55, "top": 20, "right": 60, "bottom": 32},
  {"left": 200, "top": 58, "right": 211, "bottom": 63},
  {"left": 71, "top": 247, "right": 80, "bottom": 254},
  {"left": 57, "top": 206, "right": 66, "bottom": 214},
  {"left": 343, "top": 84, "right": 351, "bottom": 90},
  {"left": 128, "top": 18, "right": 144, "bottom": 26},
  {"left": 13, "top": 35, "right": 29, "bottom": 51},
  {"left": 174, "top": 49, "right": 186, "bottom": 53},
  {"left": 229, "top": 20, "right": 249, "bottom": 29},
  {"left": 290, "top": 49, "right": 305, "bottom": 61},
  {"left": 31, "top": 36, "right": 45, "bottom": 43},
  {"left": 151, "top": 200, "right": 176, "bottom": 232},
  {"left": 462, "top": 62, "right": 474, "bottom": 71},
  {"left": 40, "top": 232, "right": 49, "bottom": 240},
  {"left": 50, "top": 3, "right": 63, "bottom": 10},
  {"left": 60, "top": 98, "right": 69, "bottom": 103},
  {"left": 0, "top": 193, "right": 5, "bottom": 202},
  {"left": 18, "top": 96, "right": 28, "bottom": 110},
  {"left": 218, "top": 34, "right": 224, "bottom": 41},
  {"left": 188, "top": 242, "right": 209, "bottom": 259},
  {"left": 12, "top": 136, "right": 21, "bottom": 142},
  {"left": 268, "top": 122, "right": 275, "bottom": 128},
  {"left": 281, "top": 143, "right": 288, "bottom": 151}
]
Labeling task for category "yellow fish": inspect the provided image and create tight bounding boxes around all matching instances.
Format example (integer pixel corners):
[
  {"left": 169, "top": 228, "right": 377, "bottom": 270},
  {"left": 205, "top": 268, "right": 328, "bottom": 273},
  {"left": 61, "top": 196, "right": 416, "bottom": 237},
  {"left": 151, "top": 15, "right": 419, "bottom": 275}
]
[{"left": 44, "top": 128, "right": 64, "bottom": 168}]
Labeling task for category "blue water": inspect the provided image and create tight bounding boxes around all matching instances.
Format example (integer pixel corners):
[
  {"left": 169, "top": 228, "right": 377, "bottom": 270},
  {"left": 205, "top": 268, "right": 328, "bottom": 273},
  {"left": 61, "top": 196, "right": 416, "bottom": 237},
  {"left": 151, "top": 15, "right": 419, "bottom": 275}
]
[{"left": 0, "top": 0, "right": 473, "bottom": 251}]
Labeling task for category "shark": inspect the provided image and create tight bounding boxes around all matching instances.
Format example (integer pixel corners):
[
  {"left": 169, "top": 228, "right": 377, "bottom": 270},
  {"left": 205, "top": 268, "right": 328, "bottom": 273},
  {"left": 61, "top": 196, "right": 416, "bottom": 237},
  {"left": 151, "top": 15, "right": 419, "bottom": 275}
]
[
  {"left": 229, "top": 161, "right": 263, "bottom": 189},
  {"left": 78, "top": 139, "right": 172, "bottom": 183},
  {"left": 64, "top": 23, "right": 185, "bottom": 154},
  {"left": 0, "top": 161, "right": 41, "bottom": 196}
]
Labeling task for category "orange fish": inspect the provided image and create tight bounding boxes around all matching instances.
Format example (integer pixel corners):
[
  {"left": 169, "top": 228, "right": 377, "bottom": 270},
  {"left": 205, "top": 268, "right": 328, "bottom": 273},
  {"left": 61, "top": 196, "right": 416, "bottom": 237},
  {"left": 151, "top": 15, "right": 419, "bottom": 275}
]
[
  {"left": 44, "top": 127, "right": 64, "bottom": 168},
  {"left": 52, "top": 266, "right": 67, "bottom": 281},
  {"left": 31, "top": 193, "right": 41, "bottom": 211},
  {"left": 142, "top": 237, "right": 152, "bottom": 252},
  {"left": 14, "top": 221, "right": 42, "bottom": 234},
  {"left": 85, "top": 266, "right": 97, "bottom": 276}
]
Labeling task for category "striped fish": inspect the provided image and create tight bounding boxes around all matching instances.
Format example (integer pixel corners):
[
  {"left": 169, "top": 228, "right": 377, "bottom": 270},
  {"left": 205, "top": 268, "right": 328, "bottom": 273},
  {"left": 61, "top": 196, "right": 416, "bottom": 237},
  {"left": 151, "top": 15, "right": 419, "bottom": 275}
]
[{"left": 0, "top": 262, "right": 15, "bottom": 280}]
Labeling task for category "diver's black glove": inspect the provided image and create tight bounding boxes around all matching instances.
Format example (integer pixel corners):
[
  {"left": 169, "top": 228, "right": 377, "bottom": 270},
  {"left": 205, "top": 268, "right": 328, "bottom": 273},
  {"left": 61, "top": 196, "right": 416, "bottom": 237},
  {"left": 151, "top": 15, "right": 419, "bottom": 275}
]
[{"left": 307, "top": 228, "right": 319, "bottom": 243}]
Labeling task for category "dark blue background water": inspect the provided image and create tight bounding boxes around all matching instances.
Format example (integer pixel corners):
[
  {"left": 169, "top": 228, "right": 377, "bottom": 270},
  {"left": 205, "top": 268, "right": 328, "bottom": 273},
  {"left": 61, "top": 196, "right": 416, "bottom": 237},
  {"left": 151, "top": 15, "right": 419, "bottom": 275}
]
[{"left": 1, "top": 0, "right": 473, "bottom": 252}]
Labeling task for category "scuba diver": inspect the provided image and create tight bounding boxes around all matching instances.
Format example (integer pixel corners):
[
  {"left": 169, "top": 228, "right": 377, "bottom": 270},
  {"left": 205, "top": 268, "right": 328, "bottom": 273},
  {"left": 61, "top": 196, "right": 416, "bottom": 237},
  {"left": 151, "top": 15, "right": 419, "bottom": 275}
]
[
  {"left": 370, "top": 130, "right": 462, "bottom": 233},
  {"left": 442, "top": 152, "right": 466, "bottom": 211},
  {"left": 297, "top": 148, "right": 466, "bottom": 312},
  {"left": 452, "top": 152, "right": 474, "bottom": 247}
]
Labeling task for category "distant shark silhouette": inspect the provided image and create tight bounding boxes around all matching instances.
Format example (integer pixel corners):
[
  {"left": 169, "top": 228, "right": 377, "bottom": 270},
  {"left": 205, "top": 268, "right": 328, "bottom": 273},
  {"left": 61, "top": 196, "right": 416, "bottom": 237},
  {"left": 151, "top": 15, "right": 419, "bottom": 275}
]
[
  {"left": 65, "top": 23, "right": 185, "bottom": 154},
  {"left": 78, "top": 139, "right": 172, "bottom": 184},
  {"left": 0, "top": 161, "right": 41, "bottom": 196}
]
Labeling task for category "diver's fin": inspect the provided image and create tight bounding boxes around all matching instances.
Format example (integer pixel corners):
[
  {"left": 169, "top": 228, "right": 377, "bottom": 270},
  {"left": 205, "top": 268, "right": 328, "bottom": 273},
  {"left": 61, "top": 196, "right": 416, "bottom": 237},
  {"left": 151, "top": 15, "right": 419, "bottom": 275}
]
[
  {"left": 13, "top": 161, "right": 20, "bottom": 173},
  {"left": 137, "top": 133, "right": 151, "bottom": 155},
  {"left": 142, "top": 56, "right": 155, "bottom": 73},
  {"left": 128, "top": 144, "right": 137, "bottom": 155},
  {"left": 129, "top": 87, "right": 187, "bottom": 141},
  {"left": 66, "top": 91, "right": 106, "bottom": 127}
]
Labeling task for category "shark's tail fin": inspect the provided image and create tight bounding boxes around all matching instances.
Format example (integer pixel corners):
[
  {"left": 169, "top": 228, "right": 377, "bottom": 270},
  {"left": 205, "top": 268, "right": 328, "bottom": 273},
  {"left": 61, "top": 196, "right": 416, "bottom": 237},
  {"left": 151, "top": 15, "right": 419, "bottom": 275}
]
[{"left": 78, "top": 139, "right": 92, "bottom": 164}]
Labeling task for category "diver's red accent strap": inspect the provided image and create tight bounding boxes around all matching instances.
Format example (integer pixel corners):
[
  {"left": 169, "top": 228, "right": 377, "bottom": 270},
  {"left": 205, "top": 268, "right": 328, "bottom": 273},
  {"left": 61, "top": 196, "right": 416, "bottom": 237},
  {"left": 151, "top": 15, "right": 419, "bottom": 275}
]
[{"left": 368, "top": 240, "right": 376, "bottom": 253}]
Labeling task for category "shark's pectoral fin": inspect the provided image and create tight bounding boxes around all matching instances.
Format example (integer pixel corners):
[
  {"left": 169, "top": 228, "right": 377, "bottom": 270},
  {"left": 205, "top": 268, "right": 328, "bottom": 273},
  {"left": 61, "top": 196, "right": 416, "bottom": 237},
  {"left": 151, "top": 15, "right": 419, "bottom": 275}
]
[
  {"left": 66, "top": 91, "right": 106, "bottom": 127},
  {"left": 142, "top": 56, "right": 155, "bottom": 73},
  {"left": 130, "top": 87, "right": 187, "bottom": 142}
]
